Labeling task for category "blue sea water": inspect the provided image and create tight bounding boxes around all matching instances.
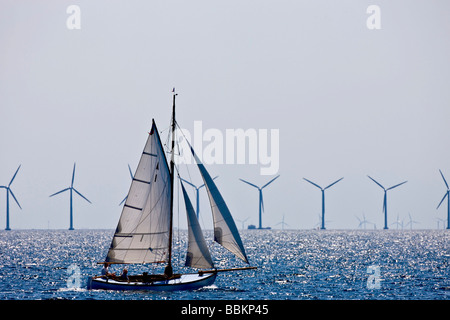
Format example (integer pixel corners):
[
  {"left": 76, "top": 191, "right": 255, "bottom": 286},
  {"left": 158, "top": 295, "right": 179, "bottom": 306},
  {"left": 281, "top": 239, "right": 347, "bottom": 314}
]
[{"left": 0, "top": 229, "right": 448, "bottom": 300}]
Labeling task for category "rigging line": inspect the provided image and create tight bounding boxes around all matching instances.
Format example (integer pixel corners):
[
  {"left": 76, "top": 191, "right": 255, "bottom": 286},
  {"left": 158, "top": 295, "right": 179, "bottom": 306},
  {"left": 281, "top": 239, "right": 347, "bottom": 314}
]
[
  {"left": 174, "top": 122, "right": 213, "bottom": 251},
  {"left": 175, "top": 122, "right": 218, "bottom": 234},
  {"left": 174, "top": 121, "right": 196, "bottom": 185},
  {"left": 177, "top": 167, "right": 181, "bottom": 264}
]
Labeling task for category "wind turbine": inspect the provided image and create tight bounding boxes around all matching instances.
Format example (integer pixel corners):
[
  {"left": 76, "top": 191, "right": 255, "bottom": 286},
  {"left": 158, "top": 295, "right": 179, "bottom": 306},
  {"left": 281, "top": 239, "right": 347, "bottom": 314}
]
[
  {"left": 303, "top": 177, "right": 344, "bottom": 230},
  {"left": 240, "top": 175, "right": 280, "bottom": 229},
  {"left": 275, "top": 214, "right": 290, "bottom": 230},
  {"left": 436, "top": 217, "right": 447, "bottom": 229},
  {"left": 179, "top": 176, "right": 218, "bottom": 218},
  {"left": 437, "top": 169, "right": 450, "bottom": 229},
  {"left": 390, "top": 213, "right": 403, "bottom": 230},
  {"left": 405, "top": 213, "right": 419, "bottom": 230},
  {"left": 236, "top": 217, "right": 249, "bottom": 230},
  {"left": 49, "top": 163, "right": 91, "bottom": 230},
  {"left": 367, "top": 176, "right": 407, "bottom": 230},
  {"left": 0, "top": 165, "right": 22, "bottom": 230},
  {"left": 119, "top": 164, "right": 134, "bottom": 206},
  {"left": 356, "top": 213, "right": 371, "bottom": 229}
]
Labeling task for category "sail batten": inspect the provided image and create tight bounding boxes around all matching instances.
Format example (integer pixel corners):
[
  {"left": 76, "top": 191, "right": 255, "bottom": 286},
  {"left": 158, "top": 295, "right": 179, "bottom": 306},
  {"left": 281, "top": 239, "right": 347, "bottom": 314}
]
[{"left": 106, "top": 120, "right": 172, "bottom": 264}]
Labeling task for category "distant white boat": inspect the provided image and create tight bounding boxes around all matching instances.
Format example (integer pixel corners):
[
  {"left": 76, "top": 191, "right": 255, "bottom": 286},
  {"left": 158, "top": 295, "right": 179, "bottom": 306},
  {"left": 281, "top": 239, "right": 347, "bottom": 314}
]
[{"left": 87, "top": 89, "right": 256, "bottom": 291}]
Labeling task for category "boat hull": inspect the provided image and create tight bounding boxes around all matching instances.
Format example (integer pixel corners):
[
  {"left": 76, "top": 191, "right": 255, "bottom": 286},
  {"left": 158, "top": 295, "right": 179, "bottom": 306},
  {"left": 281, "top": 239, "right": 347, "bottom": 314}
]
[{"left": 87, "top": 273, "right": 217, "bottom": 291}]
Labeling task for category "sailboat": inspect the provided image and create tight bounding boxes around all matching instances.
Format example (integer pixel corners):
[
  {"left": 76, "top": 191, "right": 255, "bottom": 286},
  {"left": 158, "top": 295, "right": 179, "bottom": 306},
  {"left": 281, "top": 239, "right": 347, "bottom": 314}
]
[{"left": 87, "top": 90, "right": 256, "bottom": 291}]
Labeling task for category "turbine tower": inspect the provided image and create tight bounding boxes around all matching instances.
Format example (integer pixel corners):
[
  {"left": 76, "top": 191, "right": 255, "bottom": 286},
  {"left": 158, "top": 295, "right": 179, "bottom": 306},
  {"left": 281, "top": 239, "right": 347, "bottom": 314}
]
[
  {"left": 179, "top": 176, "right": 218, "bottom": 218},
  {"left": 303, "top": 177, "right": 344, "bottom": 230},
  {"left": 314, "top": 213, "right": 332, "bottom": 229},
  {"left": 0, "top": 165, "right": 22, "bottom": 230},
  {"left": 367, "top": 175, "right": 407, "bottom": 230},
  {"left": 240, "top": 175, "right": 280, "bottom": 229},
  {"left": 437, "top": 169, "right": 450, "bottom": 229},
  {"left": 50, "top": 163, "right": 91, "bottom": 230}
]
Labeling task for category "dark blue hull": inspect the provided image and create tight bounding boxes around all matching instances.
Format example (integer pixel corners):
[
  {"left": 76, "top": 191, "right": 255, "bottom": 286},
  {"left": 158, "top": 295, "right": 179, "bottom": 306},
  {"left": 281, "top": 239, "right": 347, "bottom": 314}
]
[{"left": 87, "top": 273, "right": 216, "bottom": 291}]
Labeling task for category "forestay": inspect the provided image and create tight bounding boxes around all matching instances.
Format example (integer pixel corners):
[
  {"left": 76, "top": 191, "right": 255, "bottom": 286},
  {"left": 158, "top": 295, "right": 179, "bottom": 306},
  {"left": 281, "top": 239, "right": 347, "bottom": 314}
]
[{"left": 106, "top": 120, "right": 172, "bottom": 264}]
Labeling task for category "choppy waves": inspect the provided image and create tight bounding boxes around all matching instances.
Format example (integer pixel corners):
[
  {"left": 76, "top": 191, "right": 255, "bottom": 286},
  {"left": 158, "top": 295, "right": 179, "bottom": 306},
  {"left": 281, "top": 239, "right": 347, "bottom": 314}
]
[{"left": 0, "top": 229, "right": 448, "bottom": 300}]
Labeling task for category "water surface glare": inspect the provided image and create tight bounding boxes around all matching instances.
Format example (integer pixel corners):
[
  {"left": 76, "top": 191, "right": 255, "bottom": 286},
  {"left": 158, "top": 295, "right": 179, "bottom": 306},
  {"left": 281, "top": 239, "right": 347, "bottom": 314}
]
[{"left": 0, "top": 229, "right": 448, "bottom": 300}]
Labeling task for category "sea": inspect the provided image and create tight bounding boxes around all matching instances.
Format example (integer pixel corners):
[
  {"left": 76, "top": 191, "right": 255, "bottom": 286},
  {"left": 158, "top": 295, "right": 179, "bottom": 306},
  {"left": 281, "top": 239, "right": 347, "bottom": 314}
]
[{"left": 0, "top": 229, "right": 448, "bottom": 301}]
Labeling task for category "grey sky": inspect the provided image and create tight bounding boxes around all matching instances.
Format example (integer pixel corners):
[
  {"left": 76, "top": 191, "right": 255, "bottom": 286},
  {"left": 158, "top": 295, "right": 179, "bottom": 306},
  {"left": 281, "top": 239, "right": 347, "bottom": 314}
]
[{"left": 1, "top": 1, "right": 450, "bottom": 230}]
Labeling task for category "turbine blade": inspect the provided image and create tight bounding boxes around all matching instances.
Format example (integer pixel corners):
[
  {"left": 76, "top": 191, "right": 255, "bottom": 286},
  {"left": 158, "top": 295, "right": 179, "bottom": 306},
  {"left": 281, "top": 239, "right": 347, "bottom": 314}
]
[
  {"left": 128, "top": 164, "right": 134, "bottom": 179},
  {"left": 73, "top": 188, "right": 91, "bottom": 204},
  {"left": 437, "top": 192, "right": 448, "bottom": 209},
  {"left": 367, "top": 175, "right": 385, "bottom": 190},
  {"left": 239, "top": 179, "right": 259, "bottom": 189},
  {"left": 303, "top": 178, "right": 322, "bottom": 190},
  {"left": 71, "top": 163, "right": 76, "bottom": 187},
  {"left": 324, "top": 177, "right": 344, "bottom": 190},
  {"left": 383, "top": 193, "right": 386, "bottom": 213},
  {"left": 49, "top": 188, "right": 70, "bottom": 197},
  {"left": 386, "top": 181, "right": 407, "bottom": 191},
  {"left": 119, "top": 196, "right": 127, "bottom": 206},
  {"left": 9, "top": 189, "right": 22, "bottom": 210},
  {"left": 8, "top": 165, "right": 21, "bottom": 187},
  {"left": 439, "top": 169, "right": 449, "bottom": 190},
  {"left": 179, "top": 177, "right": 196, "bottom": 189},
  {"left": 262, "top": 174, "right": 280, "bottom": 189}
]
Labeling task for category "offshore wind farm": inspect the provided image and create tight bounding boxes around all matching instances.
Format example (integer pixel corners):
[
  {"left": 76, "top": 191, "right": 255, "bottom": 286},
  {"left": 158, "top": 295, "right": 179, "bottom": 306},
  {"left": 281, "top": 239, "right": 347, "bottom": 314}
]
[
  {"left": 1, "top": 164, "right": 449, "bottom": 230},
  {"left": 1, "top": 2, "right": 450, "bottom": 232},
  {"left": 1, "top": 1, "right": 449, "bottom": 304}
]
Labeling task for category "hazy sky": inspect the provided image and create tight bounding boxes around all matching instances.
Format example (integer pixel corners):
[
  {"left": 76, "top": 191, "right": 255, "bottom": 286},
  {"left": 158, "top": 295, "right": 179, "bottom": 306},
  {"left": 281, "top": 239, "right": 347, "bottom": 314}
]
[{"left": 1, "top": 1, "right": 450, "bottom": 230}]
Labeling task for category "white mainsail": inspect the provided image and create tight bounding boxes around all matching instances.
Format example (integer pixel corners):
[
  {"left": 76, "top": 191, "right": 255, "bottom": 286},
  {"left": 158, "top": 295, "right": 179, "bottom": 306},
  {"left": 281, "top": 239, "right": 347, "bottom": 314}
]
[
  {"left": 106, "top": 120, "right": 172, "bottom": 264},
  {"left": 181, "top": 181, "right": 214, "bottom": 269},
  {"left": 189, "top": 147, "right": 249, "bottom": 264}
]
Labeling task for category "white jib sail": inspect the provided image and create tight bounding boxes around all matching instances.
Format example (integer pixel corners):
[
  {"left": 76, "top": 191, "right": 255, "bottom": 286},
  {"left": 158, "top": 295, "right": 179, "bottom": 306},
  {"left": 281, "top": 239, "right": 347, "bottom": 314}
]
[
  {"left": 190, "top": 147, "right": 249, "bottom": 264},
  {"left": 106, "top": 120, "right": 172, "bottom": 264},
  {"left": 180, "top": 180, "right": 214, "bottom": 269}
]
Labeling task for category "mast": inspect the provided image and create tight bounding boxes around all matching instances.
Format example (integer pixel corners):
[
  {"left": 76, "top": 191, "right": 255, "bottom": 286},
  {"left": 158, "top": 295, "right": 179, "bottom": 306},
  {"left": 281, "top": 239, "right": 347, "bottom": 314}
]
[{"left": 165, "top": 88, "right": 177, "bottom": 277}]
